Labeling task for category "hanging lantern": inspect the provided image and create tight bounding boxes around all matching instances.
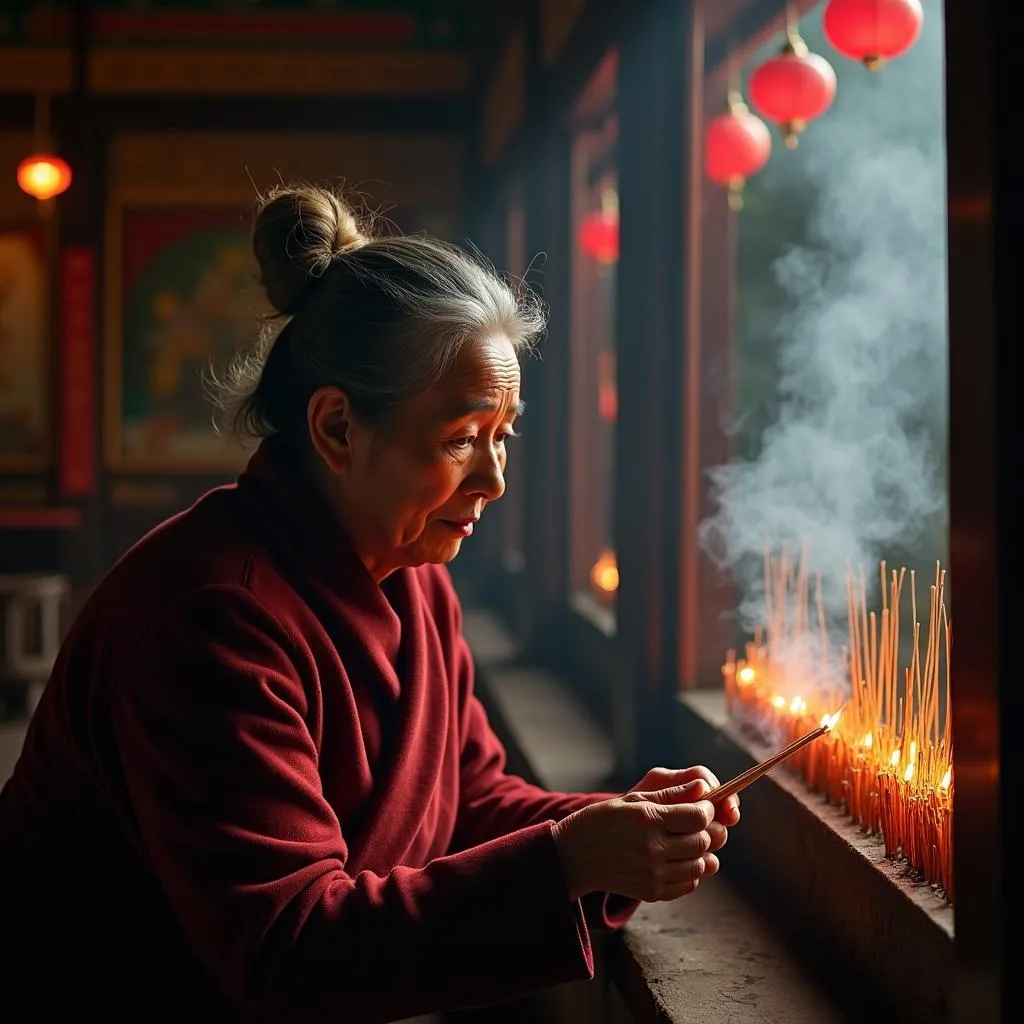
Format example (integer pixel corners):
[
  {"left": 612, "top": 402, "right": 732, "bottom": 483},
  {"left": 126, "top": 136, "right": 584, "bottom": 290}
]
[
  {"left": 823, "top": 0, "right": 924, "bottom": 71},
  {"left": 17, "top": 153, "right": 72, "bottom": 202},
  {"left": 749, "top": 29, "right": 837, "bottom": 149},
  {"left": 578, "top": 187, "right": 619, "bottom": 264},
  {"left": 705, "top": 90, "right": 772, "bottom": 211}
]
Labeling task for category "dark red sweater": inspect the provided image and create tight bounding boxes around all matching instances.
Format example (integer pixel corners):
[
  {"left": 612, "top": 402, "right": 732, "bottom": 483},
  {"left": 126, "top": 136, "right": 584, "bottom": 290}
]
[{"left": 0, "top": 440, "right": 635, "bottom": 1022}]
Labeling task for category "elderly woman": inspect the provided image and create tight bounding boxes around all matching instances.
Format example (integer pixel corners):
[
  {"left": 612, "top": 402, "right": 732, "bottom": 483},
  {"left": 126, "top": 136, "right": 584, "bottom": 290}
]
[{"left": 0, "top": 185, "right": 739, "bottom": 1022}]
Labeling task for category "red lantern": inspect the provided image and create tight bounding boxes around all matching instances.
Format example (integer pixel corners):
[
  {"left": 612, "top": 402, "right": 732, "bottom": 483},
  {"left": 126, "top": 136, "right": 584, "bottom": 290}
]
[
  {"left": 749, "top": 30, "right": 837, "bottom": 149},
  {"left": 823, "top": 0, "right": 924, "bottom": 71},
  {"left": 705, "top": 91, "right": 772, "bottom": 211},
  {"left": 17, "top": 153, "right": 73, "bottom": 202},
  {"left": 578, "top": 188, "right": 619, "bottom": 264}
]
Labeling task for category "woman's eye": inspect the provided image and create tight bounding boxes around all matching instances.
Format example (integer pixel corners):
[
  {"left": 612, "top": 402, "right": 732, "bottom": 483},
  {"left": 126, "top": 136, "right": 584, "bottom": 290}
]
[{"left": 449, "top": 436, "right": 475, "bottom": 449}]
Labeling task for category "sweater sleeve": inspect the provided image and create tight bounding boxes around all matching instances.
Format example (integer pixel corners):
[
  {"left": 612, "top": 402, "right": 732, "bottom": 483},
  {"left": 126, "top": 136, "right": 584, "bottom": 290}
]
[
  {"left": 110, "top": 585, "right": 595, "bottom": 1023},
  {"left": 440, "top": 584, "right": 639, "bottom": 931}
]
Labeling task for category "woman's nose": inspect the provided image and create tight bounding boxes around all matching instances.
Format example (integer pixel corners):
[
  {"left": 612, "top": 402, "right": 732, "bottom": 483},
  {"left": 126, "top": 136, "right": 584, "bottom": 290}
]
[{"left": 467, "top": 447, "right": 505, "bottom": 501}]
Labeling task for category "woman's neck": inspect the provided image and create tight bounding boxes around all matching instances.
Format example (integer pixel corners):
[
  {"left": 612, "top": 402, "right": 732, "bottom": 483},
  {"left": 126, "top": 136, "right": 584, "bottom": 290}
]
[{"left": 305, "top": 453, "right": 398, "bottom": 584}]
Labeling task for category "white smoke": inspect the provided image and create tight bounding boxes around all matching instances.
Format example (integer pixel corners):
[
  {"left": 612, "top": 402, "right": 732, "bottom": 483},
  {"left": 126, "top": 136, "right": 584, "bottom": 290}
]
[{"left": 699, "top": 3, "right": 949, "bottom": 658}]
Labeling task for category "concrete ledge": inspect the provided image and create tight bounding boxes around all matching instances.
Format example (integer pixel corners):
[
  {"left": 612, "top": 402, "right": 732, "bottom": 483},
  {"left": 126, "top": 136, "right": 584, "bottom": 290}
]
[
  {"left": 611, "top": 896, "right": 857, "bottom": 1024},
  {"left": 463, "top": 606, "right": 864, "bottom": 1024}
]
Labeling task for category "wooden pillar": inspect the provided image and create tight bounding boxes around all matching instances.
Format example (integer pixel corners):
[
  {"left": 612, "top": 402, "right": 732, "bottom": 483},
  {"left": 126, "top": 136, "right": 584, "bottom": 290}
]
[
  {"left": 53, "top": 0, "right": 103, "bottom": 597},
  {"left": 945, "top": 1, "right": 1016, "bottom": 1021},
  {"left": 520, "top": 0, "right": 571, "bottom": 652},
  {"left": 685, "top": 71, "right": 738, "bottom": 688},
  {"left": 613, "top": 0, "right": 701, "bottom": 773},
  {"left": 522, "top": 132, "right": 572, "bottom": 649}
]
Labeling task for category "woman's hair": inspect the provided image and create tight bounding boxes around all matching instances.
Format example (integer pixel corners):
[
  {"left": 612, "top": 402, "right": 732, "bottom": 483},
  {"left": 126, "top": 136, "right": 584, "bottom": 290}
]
[{"left": 210, "top": 183, "right": 546, "bottom": 445}]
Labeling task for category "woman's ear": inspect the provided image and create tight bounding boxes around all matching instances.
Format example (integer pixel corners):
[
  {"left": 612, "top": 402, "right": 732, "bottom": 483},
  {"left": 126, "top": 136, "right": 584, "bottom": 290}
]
[{"left": 307, "top": 386, "right": 353, "bottom": 474}]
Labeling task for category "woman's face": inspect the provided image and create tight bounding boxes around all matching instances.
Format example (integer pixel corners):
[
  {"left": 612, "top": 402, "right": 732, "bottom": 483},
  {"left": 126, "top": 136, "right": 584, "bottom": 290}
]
[{"left": 315, "top": 333, "right": 522, "bottom": 580}]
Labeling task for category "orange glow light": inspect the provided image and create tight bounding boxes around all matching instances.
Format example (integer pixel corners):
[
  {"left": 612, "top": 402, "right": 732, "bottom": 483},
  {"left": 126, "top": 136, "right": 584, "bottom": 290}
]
[
  {"left": 590, "top": 550, "right": 619, "bottom": 594},
  {"left": 17, "top": 153, "right": 72, "bottom": 201}
]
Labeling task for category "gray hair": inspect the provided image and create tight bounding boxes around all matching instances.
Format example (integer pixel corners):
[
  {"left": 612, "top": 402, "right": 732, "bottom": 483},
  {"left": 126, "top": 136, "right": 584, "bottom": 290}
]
[{"left": 210, "top": 183, "right": 546, "bottom": 444}]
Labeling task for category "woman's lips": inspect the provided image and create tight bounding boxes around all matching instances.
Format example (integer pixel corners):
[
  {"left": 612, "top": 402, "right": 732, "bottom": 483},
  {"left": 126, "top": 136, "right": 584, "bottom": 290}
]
[{"left": 436, "top": 517, "right": 478, "bottom": 537}]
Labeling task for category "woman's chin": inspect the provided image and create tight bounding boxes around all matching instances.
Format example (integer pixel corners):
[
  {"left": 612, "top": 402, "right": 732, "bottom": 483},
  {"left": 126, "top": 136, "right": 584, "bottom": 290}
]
[
  {"left": 430, "top": 537, "right": 465, "bottom": 563},
  {"left": 401, "top": 536, "right": 465, "bottom": 568}
]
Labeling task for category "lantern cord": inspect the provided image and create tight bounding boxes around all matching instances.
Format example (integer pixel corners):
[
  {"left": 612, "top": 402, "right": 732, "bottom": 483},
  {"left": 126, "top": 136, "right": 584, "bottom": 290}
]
[
  {"left": 34, "top": 1, "right": 54, "bottom": 149},
  {"left": 726, "top": 33, "right": 741, "bottom": 97},
  {"left": 784, "top": 0, "right": 798, "bottom": 41},
  {"left": 35, "top": 93, "right": 52, "bottom": 151}
]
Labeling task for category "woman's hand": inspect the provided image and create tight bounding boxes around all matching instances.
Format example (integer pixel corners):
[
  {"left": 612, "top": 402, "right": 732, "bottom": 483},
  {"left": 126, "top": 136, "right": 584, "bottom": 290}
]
[
  {"left": 630, "top": 764, "right": 741, "bottom": 835},
  {"left": 551, "top": 780, "right": 719, "bottom": 903}
]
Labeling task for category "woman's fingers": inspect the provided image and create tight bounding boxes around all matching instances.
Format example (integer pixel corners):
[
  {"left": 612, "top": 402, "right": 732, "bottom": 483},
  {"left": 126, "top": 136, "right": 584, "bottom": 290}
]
[
  {"left": 706, "top": 820, "right": 729, "bottom": 852},
  {"left": 717, "top": 795, "right": 741, "bottom": 826},
  {"left": 659, "top": 828, "right": 712, "bottom": 861}
]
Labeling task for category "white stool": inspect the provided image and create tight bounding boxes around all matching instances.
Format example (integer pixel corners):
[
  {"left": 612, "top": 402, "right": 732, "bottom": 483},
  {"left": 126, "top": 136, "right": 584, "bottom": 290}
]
[{"left": 0, "top": 573, "right": 70, "bottom": 716}]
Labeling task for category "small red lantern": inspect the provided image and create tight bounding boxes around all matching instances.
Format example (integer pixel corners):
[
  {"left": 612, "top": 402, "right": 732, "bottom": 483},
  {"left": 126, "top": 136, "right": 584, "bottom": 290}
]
[
  {"left": 578, "top": 188, "right": 619, "bottom": 265},
  {"left": 17, "top": 153, "right": 73, "bottom": 202},
  {"left": 823, "top": 0, "right": 924, "bottom": 71},
  {"left": 749, "top": 30, "right": 837, "bottom": 149},
  {"left": 705, "top": 91, "right": 772, "bottom": 211}
]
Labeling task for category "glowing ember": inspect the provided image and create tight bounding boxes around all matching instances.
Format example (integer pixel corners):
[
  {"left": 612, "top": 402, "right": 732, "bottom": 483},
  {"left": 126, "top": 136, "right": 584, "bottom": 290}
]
[
  {"left": 940, "top": 767, "right": 952, "bottom": 790},
  {"left": 738, "top": 666, "right": 756, "bottom": 684},
  {"left": 823, "top": 707, "right": 843, "bottom": 731}
]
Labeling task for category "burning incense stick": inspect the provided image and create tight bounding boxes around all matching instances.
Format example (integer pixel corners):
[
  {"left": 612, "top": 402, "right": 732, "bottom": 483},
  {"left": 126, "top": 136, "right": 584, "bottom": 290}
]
[
  {"left": 707, "top": 708, "right": 844, "bottom": 803},
  {"left": 721, "top": 550, "right": 954, "bottom": 901}
]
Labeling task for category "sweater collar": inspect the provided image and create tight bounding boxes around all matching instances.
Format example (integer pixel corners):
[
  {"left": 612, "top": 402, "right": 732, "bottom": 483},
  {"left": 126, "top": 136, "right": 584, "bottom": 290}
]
[{"left": 236, "top": 436, "right": 403, "bottom": 669}]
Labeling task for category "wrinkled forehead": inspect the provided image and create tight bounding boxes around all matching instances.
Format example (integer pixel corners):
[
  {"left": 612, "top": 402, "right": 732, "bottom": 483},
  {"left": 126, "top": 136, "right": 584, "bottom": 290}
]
[
  {"left": 430, "top": 334, "right": 523, "bottom": 419},
  {"left": 384, "top": 334, "right": 523, "bottom": 435},
  {"left": 449, "top": 333, "right": 521, "bottom": 386}
]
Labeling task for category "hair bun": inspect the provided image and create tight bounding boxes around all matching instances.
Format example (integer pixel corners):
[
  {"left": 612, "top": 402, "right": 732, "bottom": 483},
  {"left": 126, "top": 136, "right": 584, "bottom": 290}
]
[{"left": 252, "top": 183, "right": 367, "bottom": 317}]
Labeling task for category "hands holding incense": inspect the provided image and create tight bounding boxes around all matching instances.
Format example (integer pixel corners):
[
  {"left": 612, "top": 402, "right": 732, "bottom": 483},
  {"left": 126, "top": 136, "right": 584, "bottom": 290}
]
[{"left": 552, "top": 766, "right": 740, "bottom": 904}]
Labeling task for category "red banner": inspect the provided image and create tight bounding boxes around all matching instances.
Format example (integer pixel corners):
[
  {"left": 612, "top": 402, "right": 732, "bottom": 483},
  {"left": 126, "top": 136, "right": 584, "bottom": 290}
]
[{"left": 59, "top": 247, "right": 96, "bottom": 497}]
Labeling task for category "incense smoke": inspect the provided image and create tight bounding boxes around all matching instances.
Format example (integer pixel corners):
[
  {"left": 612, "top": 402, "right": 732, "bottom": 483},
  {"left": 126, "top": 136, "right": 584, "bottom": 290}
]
[{"left": 698, "top": 5, "right": 949, "bottom": 676}]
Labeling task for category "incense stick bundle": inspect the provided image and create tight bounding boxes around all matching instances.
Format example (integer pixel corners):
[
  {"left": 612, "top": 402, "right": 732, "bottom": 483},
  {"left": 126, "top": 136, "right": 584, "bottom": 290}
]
[{"left": 706, "top": 724, "right": 831, "bottom": 803}]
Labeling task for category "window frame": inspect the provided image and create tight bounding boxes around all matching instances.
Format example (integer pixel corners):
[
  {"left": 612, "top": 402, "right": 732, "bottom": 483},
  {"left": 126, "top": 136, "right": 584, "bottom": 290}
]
[{"left": 469, "top": 0, "right": 1007, "bottom": 1015}]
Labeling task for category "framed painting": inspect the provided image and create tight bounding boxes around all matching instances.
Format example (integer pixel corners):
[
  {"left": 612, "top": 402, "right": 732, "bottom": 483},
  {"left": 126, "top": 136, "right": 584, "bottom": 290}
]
[
  {"left": 104, "top": 203, "right": 262, "bottom": 473},
  {"left": 0, "top": 226, "right": 49, "bottom": 472}
]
